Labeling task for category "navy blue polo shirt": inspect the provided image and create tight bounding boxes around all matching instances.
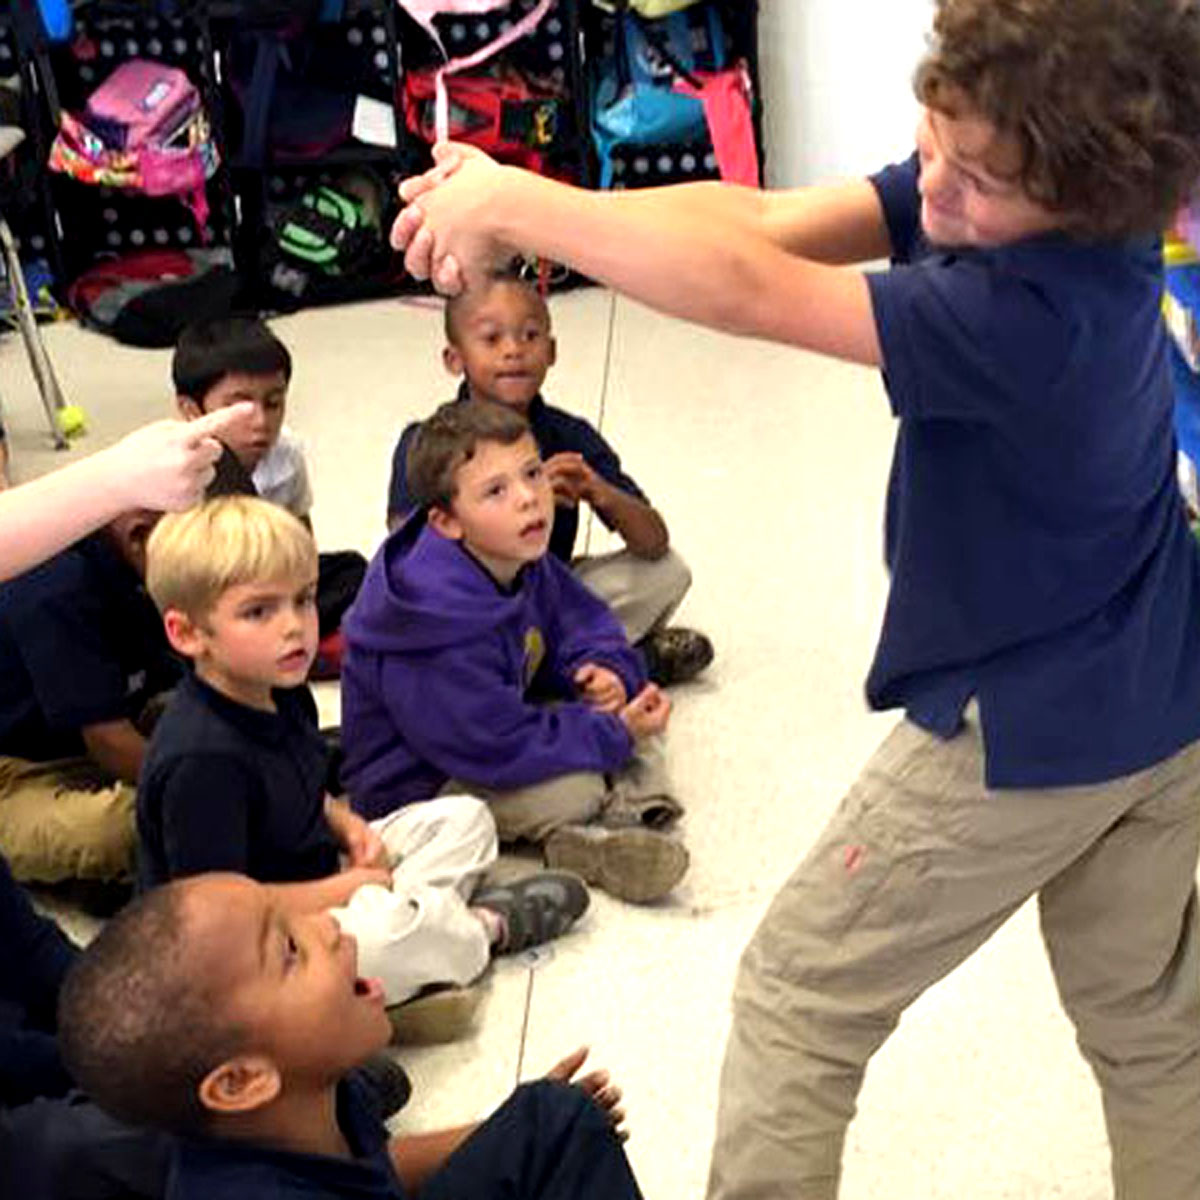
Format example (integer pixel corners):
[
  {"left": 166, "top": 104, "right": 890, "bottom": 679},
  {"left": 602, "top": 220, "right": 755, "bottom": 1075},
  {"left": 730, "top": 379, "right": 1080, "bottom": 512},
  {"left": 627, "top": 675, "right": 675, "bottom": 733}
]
[
  {"left": 0, "top": 533, "right": 180, "bottom": 762},
  {"left": 387, "top": 384, "right": 648, "bottom": 562},
  {"left": 137, "top": 673, "right": 340, "bottom": 890},
  {"left": 864, "top": 152, "right": 1200, "bottom": 787},
  {"left": 169, "top": 1074, "right": 403, "bottom": 1200}
]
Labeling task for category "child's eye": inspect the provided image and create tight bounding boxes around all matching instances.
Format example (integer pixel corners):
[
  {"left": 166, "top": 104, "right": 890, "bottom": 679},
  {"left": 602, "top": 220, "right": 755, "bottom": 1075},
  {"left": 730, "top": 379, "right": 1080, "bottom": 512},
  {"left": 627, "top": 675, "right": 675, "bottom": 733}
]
[
  {"left": 485, "top": 482, "right": 506, "bottom": 499},
  {"left": 243, "top": 605, "right": 269, "bottom": 621},
  {"left": 526, "top": 463, "right": 544, "bottom": 482}
]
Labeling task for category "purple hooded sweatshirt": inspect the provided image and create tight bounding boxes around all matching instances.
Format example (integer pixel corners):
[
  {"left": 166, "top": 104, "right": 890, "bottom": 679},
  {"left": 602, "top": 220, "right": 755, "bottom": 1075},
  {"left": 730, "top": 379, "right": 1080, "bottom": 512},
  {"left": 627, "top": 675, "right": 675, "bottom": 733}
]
[{"left": 340, "top": 513, "right": 646, "bottom": 819}]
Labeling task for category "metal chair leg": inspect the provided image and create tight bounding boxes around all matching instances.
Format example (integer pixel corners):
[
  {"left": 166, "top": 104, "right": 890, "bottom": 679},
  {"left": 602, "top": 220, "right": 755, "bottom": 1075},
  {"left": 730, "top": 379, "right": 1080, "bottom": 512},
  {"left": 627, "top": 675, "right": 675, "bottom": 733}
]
[{"left": 0, "top": 213, "right": 68, "bottom": 449}]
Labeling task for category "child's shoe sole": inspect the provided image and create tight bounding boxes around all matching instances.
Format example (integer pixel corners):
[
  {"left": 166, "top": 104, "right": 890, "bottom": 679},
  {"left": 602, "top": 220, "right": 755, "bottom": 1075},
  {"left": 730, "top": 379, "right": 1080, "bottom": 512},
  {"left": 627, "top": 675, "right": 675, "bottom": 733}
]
[
  {"left": 387, "top": 983, "right": 484, "bottom": 1045},
  {"left": 544, "top": 825, "right": 688, "bottom": 904}
]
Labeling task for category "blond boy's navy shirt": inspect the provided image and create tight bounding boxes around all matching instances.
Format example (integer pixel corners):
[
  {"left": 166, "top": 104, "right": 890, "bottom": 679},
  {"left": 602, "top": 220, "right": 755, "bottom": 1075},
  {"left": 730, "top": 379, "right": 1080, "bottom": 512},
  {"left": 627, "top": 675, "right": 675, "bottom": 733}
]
[{"left": 864, "top": 152, "right": 1200, "bottom": 787}]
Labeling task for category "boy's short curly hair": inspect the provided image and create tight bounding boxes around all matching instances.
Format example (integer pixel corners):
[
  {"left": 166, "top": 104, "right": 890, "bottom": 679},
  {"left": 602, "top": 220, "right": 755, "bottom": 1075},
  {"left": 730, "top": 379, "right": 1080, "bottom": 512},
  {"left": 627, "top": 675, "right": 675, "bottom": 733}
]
[
  {"left": 146, "top": 496, "right": 317, "bottom": 621},
  {"left": 407, "top": 398, "right": 532, "bottom": 511},
  {"left": 57, "top": 882, "right": 246, "bottom": 1137},
  {"left": 914, "top": 0, "right": 1200, "bottom": 238}
]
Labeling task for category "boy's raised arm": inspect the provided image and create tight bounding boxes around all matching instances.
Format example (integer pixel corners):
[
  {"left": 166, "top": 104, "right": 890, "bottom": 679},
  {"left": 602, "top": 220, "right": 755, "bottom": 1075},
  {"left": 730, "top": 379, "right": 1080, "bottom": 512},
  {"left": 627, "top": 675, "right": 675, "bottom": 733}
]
[{"left": 394, "top": 146, "right": 883, "bottom": 367}]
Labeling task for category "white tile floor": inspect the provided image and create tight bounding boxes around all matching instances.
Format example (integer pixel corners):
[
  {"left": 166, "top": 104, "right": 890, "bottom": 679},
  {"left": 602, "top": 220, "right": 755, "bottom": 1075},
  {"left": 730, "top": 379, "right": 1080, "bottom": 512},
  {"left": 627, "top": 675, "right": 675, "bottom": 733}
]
[{"left": 1, "top": 291, "right": 1114, "bottom": 1197}]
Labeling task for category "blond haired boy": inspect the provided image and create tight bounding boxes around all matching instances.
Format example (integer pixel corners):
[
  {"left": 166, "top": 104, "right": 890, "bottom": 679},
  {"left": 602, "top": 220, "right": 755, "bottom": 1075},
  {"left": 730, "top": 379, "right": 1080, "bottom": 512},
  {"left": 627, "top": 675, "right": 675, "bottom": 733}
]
[{"left": 138, "top": 497, "right": 587, "bottom": 1027}]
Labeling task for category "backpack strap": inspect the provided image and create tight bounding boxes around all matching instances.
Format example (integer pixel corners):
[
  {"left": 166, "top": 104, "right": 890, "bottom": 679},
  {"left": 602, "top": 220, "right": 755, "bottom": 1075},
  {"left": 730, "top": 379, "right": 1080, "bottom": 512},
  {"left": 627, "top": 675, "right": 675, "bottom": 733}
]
[{"left": 397, "top": 0, "right": 555, "bottom": 142}]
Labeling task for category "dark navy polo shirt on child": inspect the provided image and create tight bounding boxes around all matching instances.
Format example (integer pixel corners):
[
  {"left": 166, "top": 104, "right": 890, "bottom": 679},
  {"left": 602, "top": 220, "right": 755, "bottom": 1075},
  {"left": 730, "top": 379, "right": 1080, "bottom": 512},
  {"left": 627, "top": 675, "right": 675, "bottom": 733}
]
[
  {"left": 0, "top": 533, "right": 180, "bottom": 763},
  {"left": 387, "top": 384, "right": 648, "bottom": 562},
  {"left": 169, "top": 1074, "right": 402, "bottom": 1200},
  {"left": 137, "top": 672, "right": 340, "bottom": 890},
  {"left": 864, "top": 151, "right": 1200, "bottom": 788}
]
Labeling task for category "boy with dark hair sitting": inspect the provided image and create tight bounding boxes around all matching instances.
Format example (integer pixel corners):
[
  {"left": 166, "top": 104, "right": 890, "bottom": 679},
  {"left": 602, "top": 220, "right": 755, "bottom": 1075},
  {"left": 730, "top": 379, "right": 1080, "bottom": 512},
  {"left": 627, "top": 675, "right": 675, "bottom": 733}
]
[
  {"left": 0, "top": 506, "right": 180, "bottom": 886},
  {"left": 57, "top": 871, "right": 644, "bottom": 1200},
  {"left": 140, "top": 496, "right": 587, "bottom": 1032},
  {"left": 387, "top": 273, "right": 713, "bottom": 687},
  {"left": 344, "top": 399, "right": 688, "bottom": 904},
  {"left": 173, "top": 315, "right": 367, "bottom": 676}
]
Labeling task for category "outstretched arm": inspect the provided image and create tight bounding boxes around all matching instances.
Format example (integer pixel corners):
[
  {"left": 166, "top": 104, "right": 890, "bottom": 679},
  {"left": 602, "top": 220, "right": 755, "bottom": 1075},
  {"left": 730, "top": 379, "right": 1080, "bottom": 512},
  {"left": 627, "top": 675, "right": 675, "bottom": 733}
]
[
  {"left": 0, "top": 405, "right": 254, "bottom": 583},
  {"left": 394, "top": 148, "right": 883, "bottom": 365}
]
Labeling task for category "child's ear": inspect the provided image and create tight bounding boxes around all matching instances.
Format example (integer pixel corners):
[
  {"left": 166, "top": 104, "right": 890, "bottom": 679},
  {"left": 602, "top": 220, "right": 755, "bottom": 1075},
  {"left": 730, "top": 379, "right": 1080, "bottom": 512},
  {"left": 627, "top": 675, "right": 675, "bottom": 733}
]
[
  {"left": 163, "top": 609, "right": 205, "bottom": 658},
  {"left": 198, "top": 1054, "right": 281, "bottom": 1118},
  {"left": 176, "top": 395, "right": 204, "bottom": 421},
  {"left": 427, "top": 504, "right": 464, "bottom": 542},
  {"left": 443, "top": 345, "right": 465, "bottom": 378}
]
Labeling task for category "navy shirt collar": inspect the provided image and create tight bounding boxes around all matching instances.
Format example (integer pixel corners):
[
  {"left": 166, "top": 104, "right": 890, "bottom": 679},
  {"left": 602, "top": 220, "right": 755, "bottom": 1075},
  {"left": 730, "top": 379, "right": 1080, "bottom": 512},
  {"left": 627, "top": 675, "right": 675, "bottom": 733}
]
[{"left": 183, "top": 672, "right": 308, "bottom": 749}]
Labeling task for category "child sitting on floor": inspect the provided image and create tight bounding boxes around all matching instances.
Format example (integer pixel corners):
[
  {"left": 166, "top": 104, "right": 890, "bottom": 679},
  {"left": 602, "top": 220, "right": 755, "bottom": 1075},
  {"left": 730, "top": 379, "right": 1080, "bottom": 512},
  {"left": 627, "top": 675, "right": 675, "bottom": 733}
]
[
  {"left": 58, "top": 872, "right": 643, "bottom": 1200},
  {"left": 138, "top": 496, "right": 586, "bottom": 1038},
  {"left": 344, "top": 399, "right": 688, "bottom": 904},
  {"left": 173, "top": 315, "right": 367, "bottom": 677},
  {"left": 387, "top": 272, "right": 713, "bottom": 687}
]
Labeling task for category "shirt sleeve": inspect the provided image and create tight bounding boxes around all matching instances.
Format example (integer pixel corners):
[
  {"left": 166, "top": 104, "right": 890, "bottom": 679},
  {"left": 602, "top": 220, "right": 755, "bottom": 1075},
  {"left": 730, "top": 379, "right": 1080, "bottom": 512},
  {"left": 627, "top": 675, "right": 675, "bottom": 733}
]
[
  {"left": 868, "top": 151, "right": 922, "bottom": 263},
  {"left": 386, "top": 424, "right": 421, "bottom": 522},
  {"left": 156, "top": 756, "right": 257, "bottom": 878},
  {"left": 285, "top": 447, "right": 314, "bottom": 519},
  {"left": 542, "top": 558, "right": 647, "bottom": 698},
  {"left": 6, "top": 580, "right": 133, "bottom": 732},
  {"left": 866, "top": 253, "right": 1073, "bottom": 425}
]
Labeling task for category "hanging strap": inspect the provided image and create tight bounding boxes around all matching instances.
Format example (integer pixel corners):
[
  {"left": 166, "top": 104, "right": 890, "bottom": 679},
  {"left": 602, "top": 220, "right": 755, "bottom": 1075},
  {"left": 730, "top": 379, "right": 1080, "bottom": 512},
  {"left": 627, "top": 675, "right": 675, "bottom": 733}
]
[{"left": 398, "top": 0, "right": 555, "bottom": 142}]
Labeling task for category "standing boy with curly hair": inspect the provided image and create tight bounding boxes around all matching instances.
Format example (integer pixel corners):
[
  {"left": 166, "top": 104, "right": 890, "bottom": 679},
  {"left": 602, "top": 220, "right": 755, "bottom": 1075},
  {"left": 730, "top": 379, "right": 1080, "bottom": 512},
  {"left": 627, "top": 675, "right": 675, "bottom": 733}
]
[{"left": 391, "top": 0, "right": 1200, "bottom": 1194}]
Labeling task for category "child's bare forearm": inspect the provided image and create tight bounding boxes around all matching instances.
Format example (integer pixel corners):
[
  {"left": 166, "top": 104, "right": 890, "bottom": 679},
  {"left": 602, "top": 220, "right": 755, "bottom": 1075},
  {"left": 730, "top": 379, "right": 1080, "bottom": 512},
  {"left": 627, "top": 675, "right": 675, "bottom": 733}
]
[
  {"left": 490, "top": 172, "right": 881, "bottom": 363},
  {"left": 388, "top": 1123, "right": 479, "bottom": 1190},
  {"left": 592, "top": 483, "right": 668, "bottom": 559},
  {"left": 265, "top": 869, "right": 379, "bottom": 914}
]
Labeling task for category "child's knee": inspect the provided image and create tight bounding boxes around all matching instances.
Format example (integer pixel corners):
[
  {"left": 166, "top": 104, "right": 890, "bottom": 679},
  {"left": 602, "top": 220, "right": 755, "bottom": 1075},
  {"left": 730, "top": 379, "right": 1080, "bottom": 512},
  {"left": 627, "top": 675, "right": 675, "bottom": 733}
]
[{"left": 1, "top": 781, "right": 135, "bottom": 883}]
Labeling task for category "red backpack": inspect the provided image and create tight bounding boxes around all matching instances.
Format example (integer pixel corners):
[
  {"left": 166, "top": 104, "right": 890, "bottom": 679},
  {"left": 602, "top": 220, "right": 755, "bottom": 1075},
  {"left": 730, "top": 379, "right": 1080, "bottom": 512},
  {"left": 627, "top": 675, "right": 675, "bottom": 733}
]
[{"left": 403, "top": 67, "right": 566, "bottom": 173}]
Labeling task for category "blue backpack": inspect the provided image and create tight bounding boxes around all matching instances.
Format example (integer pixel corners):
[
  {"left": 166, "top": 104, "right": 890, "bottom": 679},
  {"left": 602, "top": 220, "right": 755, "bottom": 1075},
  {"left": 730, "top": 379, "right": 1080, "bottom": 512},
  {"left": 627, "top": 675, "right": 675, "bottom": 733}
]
[{"left": 591, "top": 4, "right": 727, "bottom": 187}]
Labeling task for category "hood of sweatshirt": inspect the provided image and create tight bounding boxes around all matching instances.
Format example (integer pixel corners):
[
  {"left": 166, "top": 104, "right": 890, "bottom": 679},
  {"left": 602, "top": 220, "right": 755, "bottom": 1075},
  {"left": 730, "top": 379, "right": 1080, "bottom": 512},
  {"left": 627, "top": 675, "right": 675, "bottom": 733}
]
[{"left": 345, "top": 510, "right": 531, "bottom": 655}]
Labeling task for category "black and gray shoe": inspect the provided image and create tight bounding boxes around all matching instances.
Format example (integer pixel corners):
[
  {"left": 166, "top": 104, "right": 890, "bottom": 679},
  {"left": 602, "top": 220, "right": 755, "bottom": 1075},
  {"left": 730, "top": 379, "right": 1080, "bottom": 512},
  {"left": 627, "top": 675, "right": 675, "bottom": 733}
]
[
  {"left": 474, "top": 871, "right": 590, "bottom": 954},
  {"left": 638, "top": 626, "right": 714, "bottom": 687}
]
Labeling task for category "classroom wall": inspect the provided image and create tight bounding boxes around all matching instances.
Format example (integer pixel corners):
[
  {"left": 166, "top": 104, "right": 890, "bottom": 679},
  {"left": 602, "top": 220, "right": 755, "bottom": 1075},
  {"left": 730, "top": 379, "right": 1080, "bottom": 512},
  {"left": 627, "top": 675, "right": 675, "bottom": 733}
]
[{"left": 757, "top": 0, "right": 931, "bottom": 187}]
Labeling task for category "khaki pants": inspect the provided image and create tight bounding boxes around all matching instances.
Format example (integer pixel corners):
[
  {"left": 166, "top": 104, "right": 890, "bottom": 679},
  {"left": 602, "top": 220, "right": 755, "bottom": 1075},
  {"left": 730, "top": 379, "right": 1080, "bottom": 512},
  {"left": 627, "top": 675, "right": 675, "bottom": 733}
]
[
  {"left": 708, "top": 713, "right": 1200, "bottom": 1200},
  {"left": 0, "top": 756, "right": 135, "bottom": 883},
  {"left": 573, "top": 548, "right": 691, "bottom": 645},
  {"left": 450, "top": 736, "right": 677, "bottom": 845},
  {"left": 332, "top": 795, "right": 498, "bottom": 1005}
]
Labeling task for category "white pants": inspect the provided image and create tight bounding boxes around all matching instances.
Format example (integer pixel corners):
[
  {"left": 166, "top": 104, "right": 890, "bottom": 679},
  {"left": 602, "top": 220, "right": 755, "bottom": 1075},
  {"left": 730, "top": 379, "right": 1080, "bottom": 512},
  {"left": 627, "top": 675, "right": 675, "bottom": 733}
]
[{"left": 331, "top": 794, "right": 497, "bottom": 1005}]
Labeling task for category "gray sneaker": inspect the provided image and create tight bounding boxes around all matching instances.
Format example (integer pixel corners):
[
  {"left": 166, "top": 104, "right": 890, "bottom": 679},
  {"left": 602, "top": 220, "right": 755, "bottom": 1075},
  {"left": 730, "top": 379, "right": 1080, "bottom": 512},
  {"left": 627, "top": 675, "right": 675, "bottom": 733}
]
[
  {"left": 473, "top": 871, "right": 590, "bottom": 954},
  {"left": 544, "top": 825, "right": 689, "bottom": 904}
]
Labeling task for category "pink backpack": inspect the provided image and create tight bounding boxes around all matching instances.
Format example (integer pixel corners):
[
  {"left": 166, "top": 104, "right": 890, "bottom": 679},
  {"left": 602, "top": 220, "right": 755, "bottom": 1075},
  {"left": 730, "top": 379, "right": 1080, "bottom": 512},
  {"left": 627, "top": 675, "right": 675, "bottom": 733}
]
[{"left": 48, "top": 59, "right": 219, "bottom": 230}]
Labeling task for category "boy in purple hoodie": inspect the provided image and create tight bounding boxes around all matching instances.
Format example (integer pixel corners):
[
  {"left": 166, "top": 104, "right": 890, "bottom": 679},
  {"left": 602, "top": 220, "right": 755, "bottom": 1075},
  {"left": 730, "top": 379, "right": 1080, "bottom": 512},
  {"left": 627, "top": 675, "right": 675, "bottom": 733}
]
[{"left": 342, "top": 400, "right": 688, "bottom": 904}]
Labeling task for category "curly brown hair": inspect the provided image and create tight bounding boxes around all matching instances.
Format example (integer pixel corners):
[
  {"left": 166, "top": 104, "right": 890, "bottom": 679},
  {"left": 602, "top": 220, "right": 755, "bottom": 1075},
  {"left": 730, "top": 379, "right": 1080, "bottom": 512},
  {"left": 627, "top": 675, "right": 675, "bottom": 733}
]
[{"left": 914, "top": 0, "right": 1200, "bottom": 238}]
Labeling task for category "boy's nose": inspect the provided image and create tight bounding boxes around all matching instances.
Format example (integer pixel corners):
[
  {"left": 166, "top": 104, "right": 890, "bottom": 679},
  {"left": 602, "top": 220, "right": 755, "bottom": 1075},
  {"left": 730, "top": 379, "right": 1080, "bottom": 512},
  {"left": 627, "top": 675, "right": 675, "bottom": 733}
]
[{"left": 920, "top": 152, "right": 956, "bottom": 207}]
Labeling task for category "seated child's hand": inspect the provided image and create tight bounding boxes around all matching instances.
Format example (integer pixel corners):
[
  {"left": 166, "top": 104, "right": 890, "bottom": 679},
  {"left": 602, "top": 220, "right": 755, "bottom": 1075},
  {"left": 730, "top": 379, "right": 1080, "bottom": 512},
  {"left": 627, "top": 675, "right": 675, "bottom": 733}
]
[
  {"left": 544, "top": 1046, "right": 629, "bottom": 1142},
  {"left": 574, "top": 663, "right": 627, "bottom": 713},
  {"left": 619, "top": 684, "right": 671, "bottom": 740},
  {"left": 545, "top": 452, "right": 599, "bottom": 507},
  {"left": 326, "top": 797, "right": 390, "bottom": 872}
]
